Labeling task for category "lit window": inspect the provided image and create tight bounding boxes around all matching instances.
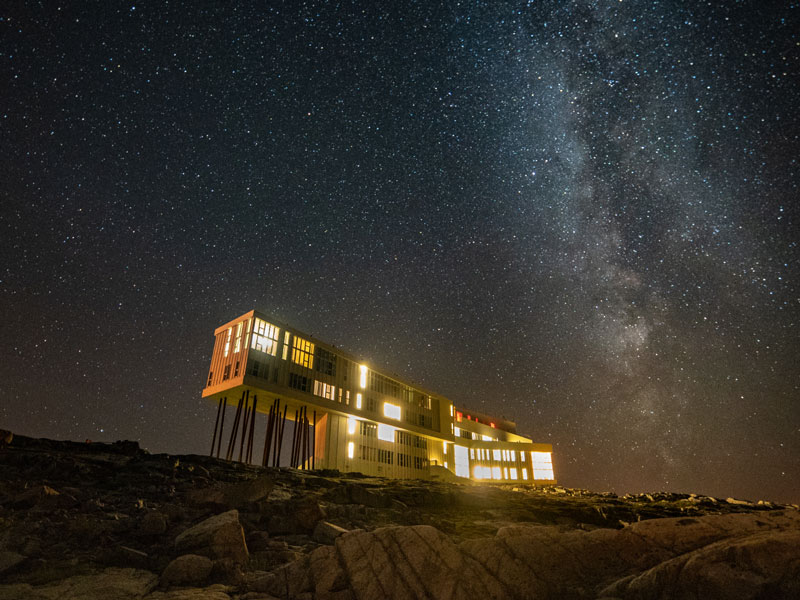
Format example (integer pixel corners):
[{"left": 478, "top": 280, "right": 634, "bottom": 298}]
[
  {"left": 456, "top": 411, "right": 463, "bottom": 422},
  {"left": 453, "top": 426, "right": 460, "bottom": 436},
  {"left": 493, "top": 449, "right": 501, "bottom": 461},
  {"left": 510, "top": 450, "right": 516, "bottom": 461},
  {"left": 348, "top": 417, "right": 357, "bottom": 435},
  {"left": 443, "top": 441, "right": 448, "bottom": 454},
  {"left": 522, "top": 468, "right": 528, "bottom": 480},
  {"left": 347, "top": 442, "right": 354, "bottom": 459},
  {"left": 384, "top": 403, "right": 401, "bottom": 420},
  {"left": 482, "top": 435, "right": 493, "bottom": 441},
  {"left": 454, "top": 445, "right": 469, "bottom": 478},
  {"left": 291, "top": 336, "right": 314, "bottom": 368},
  {"left": 356, "top": 393, "right": 362, "bottom": 409},
  {"left": 469, "top": 448, "right": 475, "bottom": 459},
  {"left": 449, "top": 404, "right": 453, "bottom": 416},
  {"left": 473, "top": 465, "right": 483, "bottom": 479},
  {"left": 233, "top": 321, "right": 243, "bottom": 353},
  {"left": 313, "top": 380, "right": 336, "bottom": 400},
  {"left": 377, "top": 424, "right": 396, "bottom": 442},
  {"left": 490, "top": 422, "right": 496, "bottom": 428},
  {"left": 251, "top": 318, "right": 280, "bottom": 355},
  {"left": 520, "top": 451, "right": 525, "bottom": 461},
  {"left": 282, "top": 331, "right": 290, "bottom": 360},
  {"left": 359, "top": 365, "right": 367, "bottom": 388},
  {"left": 503, "top": 467, "right": 508, "bottom": 479},
  {"left": 492, "top": 466, "right": 501, "bottom": 480},
  {"left": 223, "top": 327, "right": 232, "bottom": 357},
  {"left": 510, "top": 468, "right": 518, "bottom": 480},
  {"left": 531, "top": 452, "right": 555, "bottom": 480}
]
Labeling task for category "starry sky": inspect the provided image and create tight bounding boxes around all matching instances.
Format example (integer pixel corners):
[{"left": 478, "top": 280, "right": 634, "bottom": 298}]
[{"left": 2, "top": 1, "right": 798, "bottom": 503}]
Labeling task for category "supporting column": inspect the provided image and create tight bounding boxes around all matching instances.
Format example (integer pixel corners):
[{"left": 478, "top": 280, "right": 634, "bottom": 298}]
[
  {"left": 226, "top": 391, "right": 245, "bottom": 461},
  {"left": 210, "top": 397, "right": 224, "bottom": 457},
  {"left": 215, "top": 397, "right": 227, "bottom": 459}
]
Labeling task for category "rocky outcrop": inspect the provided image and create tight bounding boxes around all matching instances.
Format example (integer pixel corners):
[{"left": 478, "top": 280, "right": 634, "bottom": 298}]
[{"left": 1, "top": 434, "right": 798, "bottom": 599}]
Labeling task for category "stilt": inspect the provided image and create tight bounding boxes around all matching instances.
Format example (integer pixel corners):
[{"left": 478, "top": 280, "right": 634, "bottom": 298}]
[
  {"left": 275, "top": 403, "right": 288, "bottom": 468},
  {"left": 247, "top": 395, "right": 258, "bottom": 464},
  {"left": 226, "top": 391, "right": 245, "bottom": 461},
  {"left": 216, "top": 397, "right": 227, "bottom": 458},
  {"left": 291, "top": 409, "right": 299, "bottom": 467},
  {"left": 238, "top": 390, "right": 251, "bottom": 463},
  {"left": 210, "top": 397, "right": 224, "bottom": 457},
  {"left": 311, "top": 410, "right": 316, "bottom": 470},
  {"left": 262, "top": 401, "right": 275, "bottom": 467},
  {"left": 300, "top": 407, "right": 308, "bottom": 469}
]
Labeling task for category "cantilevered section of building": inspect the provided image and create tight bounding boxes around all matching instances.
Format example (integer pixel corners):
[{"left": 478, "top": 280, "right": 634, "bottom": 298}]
[{"left": 202, "top": 310, "right": 555, "bottom": 484}]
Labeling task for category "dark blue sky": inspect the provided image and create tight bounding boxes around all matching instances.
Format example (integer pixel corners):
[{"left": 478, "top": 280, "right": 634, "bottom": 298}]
[{"left": 2, "top": 1, "right": 798, "bottom": 502}]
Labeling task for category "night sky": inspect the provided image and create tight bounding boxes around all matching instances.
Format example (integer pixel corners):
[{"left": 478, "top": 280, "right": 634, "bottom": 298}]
[{"left": 2, "top": 2, "right": 798, "bottom": 503}]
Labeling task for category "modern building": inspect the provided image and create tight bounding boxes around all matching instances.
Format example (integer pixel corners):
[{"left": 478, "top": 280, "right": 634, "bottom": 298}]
[{"left": 202, "top": 310, "right": 555, "bottom": 484}]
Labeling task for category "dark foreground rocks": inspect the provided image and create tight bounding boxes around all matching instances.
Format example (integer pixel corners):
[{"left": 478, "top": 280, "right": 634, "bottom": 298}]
[{"left": 1, "top": 435, "right": 798, "bottom": 599}]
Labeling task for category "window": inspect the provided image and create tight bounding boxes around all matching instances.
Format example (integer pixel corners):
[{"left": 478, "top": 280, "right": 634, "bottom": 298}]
[
  {"left": 377, "top": 424, "right": 396, "bottom": 442},
  {"left": 522, "top": 468, "right": 528, "bottom": 480},
  {"left": 356, "top": 393, "right": 363, "bottom": 409},
  {"left": 531, "top": 452, "right": 555, "bottom": 480},
  {"left": 414, "top": 456, "right": 428, "bottom": 470},
  {"left": 398, "top": 453, "right": 411, "bottom": 468},
  {"left": 493, "top": 449, "right": 501, "bottom": 461},
  {"left": 482, "top": 435, "right": 493, "bottom": 441},
  {"left": 348, "top": 417, "right": 357, "bottom": 435},
  {"left": 377, "top": 449, "right": 393, "bottom": 465},
  {"left": 454, "top": 445, "right": 469, "bottom": 478},
  {"left": 206, "top": 371, "right": 213, "bottom": 386},
  {"left": 366, "top": 397, "right": 377, "bottom": 412},
  {"left": 359, "top": 421, "right": 377, "bottom": 437},
  {"left": 223, "top": 327, "right": 232, "bottom": 357},
  {"left": 234, "top": 361, "right": 240, "bottom": 377},
  {"left": 250, "top": 360, "right": 266, "bottom": 378},
  {"left": 315, "top": 347, "right": 337, "bottom": 376},
  {"left": 291, "top": 336, "right": 314, "bottom": 368},
  {"left": 313, "top": 380, "right": 336, "bottom": 400},
  {"left": 288, "top": 373, "right": 311, "bottom": 392},
  {"left": 222, "top": 364, "right": 231, "bottom": 380},
  {"left": 492, "top": 466, "right": 502, "bottom": 480},
  {"left": 282, "top": 331, "right": 290, "bottom": 360},
  {"left": 413, "top": 436, "right": 427, "bottom": 449},
  {"left": 469, "top": 448, "right": 475, "bottom": 459},
  {"left": 384, "top": 403, "right": 401, "bottom": 420},
  {"left": 510, "top": 468, "right": 518, "bottom": 480},
  {"left": 359, "top": 364, "right": 367, "bottom": 388},
  {"left": 251, "top": 318, "right": 280, "bottom": 355},
  {"left": 347, "top": 442, "right": 354, "bottom": 459},
  {"left": 233, "top": 322, "right": 243, "bottom": 353}
]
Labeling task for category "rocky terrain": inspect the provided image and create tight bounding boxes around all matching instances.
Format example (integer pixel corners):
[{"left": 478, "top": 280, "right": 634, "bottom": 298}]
[{"left": 1, "top": 433, "right": 798, "bottom": 599}]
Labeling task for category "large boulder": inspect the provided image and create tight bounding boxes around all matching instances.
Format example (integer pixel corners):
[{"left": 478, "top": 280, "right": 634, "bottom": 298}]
[
  {"left": 160, "top": 554, "right": 213, "bottom": 587},
  {"left": 174, "top": 510, "right": 248, "bottom": 564}
]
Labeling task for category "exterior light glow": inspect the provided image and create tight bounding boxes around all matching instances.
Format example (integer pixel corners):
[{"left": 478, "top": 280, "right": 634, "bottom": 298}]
[
  {"left": 377, "top": 423, "right": 396, "bottom": 442},
  {"left": 383, "top": 403, "right": 401, "bottom": 420},
  {"left": 359, "top": 364, "right": 367, "bottom": 388}
]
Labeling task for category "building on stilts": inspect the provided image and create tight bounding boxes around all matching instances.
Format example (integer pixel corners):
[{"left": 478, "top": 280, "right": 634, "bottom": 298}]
[{"left": 203, "top": 310, "right": 555, "bottom": 483}]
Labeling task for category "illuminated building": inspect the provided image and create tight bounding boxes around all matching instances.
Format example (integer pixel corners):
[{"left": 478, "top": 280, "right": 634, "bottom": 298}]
[{"left": 202, "top": 310, "right": 555, "bottom": 483}]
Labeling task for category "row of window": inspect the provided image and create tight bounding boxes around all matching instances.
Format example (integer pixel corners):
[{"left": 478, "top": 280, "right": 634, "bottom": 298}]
[{"left": 349, "top": 443, "right": 428, "bottom": 469}]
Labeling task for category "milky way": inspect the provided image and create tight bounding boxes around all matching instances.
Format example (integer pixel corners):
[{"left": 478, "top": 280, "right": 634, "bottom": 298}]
[{"left": 2, "top": 2, "right": 798, "bottom": 502}]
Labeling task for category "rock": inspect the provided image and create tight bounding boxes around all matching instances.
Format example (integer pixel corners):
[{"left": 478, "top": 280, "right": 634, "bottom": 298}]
[
  {"left": 160, "top": 554, "right": 213, "bottom": 587},
  {"left": 347, "top": 485, "right": 391, "bottom": 508},
  {"left": 247, "top": 531, "right": 271, "bottom": 553},
  {"left": 11, "top": 485, "right": 61, "bottom": 509},
  {"left": 313, "top": 521, "right": 349, "bottom": 545},
  {"left": 0, "top": 567, "right": 158, "bottom": 600},
  {"left": 0, "top": 551, "right": 25, "bottom": 575},
  {"left": 223, "top": 476, "right": 275, "bottom": 508},
  {"left": 141, "top": 512, "right": 169, "bottom": 536},
  {"left": 144, "top": 588, "right": 233, "bottom": 600},
  {"left": 294, "top": 499, "right": 325, "bottom": 531},
  {"left": 175, "top": 510, "right": 248, "bottom": 564},
  {"left": 0, "top": 430, "right": 12, "bottom": 446}
]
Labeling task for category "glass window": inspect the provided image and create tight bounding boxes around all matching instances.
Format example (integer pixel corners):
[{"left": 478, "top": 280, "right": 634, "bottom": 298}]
[
  {"left": 251, "top": 318, "right": 280, "bottom": 356},
  {"left": 531, "top": 452, "right": 555, "bottom": 480},
  {"left": 291, "top": 335, "right": 314, "bottom": 368}
]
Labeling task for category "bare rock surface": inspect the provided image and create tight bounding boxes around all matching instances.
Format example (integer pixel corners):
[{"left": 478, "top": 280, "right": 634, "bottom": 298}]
[{"left": 1, "top": 434, "right": 799, "bottom": 599}]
